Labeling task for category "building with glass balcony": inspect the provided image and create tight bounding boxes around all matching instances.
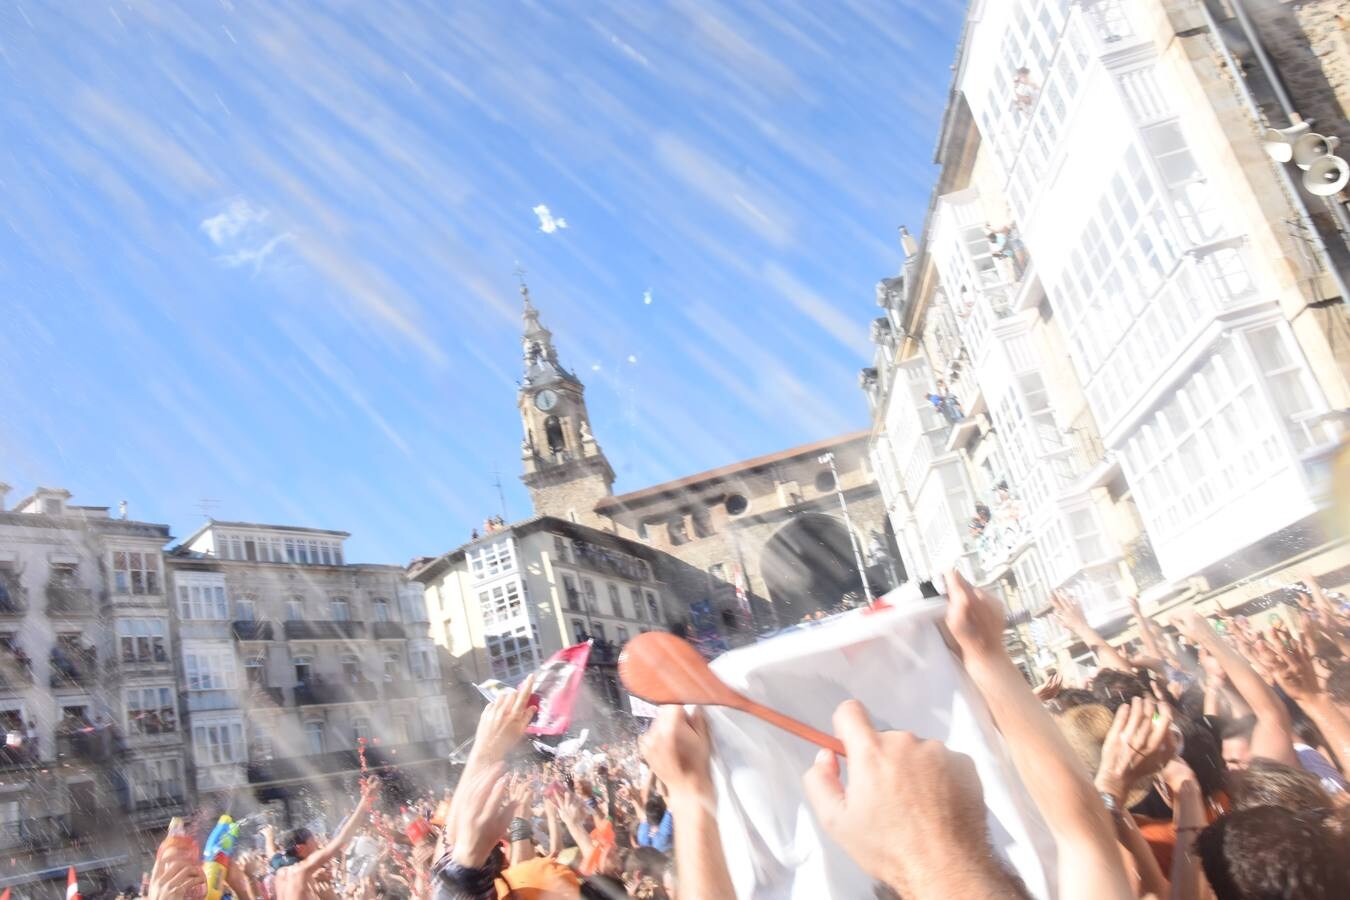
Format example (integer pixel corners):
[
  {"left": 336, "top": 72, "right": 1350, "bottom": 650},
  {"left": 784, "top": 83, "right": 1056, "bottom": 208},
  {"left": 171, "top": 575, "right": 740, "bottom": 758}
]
[
  {"left": 0, "top": 486, "right": 188, "bottom": 897},
  {"left": 864, "top": 0, "right": 1349, "bottom": 678},
  {"left": 167, "top": 520, "right": 451, "bottom": 823}
]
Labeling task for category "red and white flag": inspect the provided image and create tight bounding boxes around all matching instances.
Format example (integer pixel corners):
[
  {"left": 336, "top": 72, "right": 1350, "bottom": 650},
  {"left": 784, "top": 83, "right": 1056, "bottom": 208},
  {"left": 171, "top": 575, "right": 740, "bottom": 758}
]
[
  {"left": 526, "top": 641, "right": 592, "bottom": 736},
  {"left": 67, "top": 867, "right": 81, "bottom": 900}
]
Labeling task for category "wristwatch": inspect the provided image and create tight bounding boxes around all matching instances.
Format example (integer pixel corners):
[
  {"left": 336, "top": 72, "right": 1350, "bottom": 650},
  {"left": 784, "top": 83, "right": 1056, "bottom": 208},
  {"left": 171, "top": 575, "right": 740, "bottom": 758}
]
[{"left": 1099, "top": 791, "right": 1125, "bottom": 818}]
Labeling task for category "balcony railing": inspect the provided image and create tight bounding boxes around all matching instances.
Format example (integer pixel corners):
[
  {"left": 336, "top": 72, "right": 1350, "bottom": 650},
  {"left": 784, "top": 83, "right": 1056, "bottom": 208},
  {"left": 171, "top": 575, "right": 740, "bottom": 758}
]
[
  {"left": 247, "top": 739, "right": 445, "bottom": 784},
  {"left": 232, "top": 620, "right": 275, "bottom": 641},
  {"left": 45, "top": 584, "right": 94, "bottom": 614},
  {"left": 371, "top": 621, "right": 406, "bottom": 640},
  {"left": 294, "top": 679, "right": 379, "bottom": 706},
  {"left": 55, "top": 729, "right": 119, "bottom": 762},
  {"left": 14, "top": 815, "right": 86, "bottom": 852},
  {"left": 570, "top": 540, "right": 652, "bottom": 583},
  {"left": 283, "top": 620, "right": 365, "bottom": 640},
  {"left": 0, "top": 582, "right": 28, "bottom": 615},
  {"left": 50, "top": 650, "right": 97, "bottom": 688},
  {"left": 247, "top": 685, "right": 287, "bottom": 708}
]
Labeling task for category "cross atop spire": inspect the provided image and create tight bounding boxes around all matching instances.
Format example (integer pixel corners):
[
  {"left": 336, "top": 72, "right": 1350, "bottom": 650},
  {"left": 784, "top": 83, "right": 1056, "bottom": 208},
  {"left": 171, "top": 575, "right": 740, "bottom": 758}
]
[
  {"left": 515, "top": 261, "right": 535, "bottom": 313},
  {"left": 515, "top": 268, "right": 572, "bottom": 386}
]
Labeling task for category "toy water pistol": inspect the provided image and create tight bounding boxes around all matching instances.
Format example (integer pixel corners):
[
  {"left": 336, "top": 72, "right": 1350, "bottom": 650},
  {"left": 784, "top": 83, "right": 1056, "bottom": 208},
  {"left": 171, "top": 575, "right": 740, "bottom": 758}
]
[{"left": 202, "top": 815, "right": 241, "bottom": 900}]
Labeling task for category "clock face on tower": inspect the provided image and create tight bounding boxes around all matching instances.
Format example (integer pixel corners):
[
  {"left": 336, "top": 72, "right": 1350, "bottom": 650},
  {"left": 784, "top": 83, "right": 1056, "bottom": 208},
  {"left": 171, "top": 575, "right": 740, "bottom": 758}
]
[{"left": 534, "top": 389, "right": 560, "bottom": 412}]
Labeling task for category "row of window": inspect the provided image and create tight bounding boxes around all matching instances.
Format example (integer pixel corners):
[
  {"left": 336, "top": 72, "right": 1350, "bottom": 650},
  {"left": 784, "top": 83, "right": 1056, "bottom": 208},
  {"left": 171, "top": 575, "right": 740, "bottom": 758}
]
[
  {"left": 468, "top": 539, "right": 516, "bottom": 581},
  {"left": 177, "top": 585, "right": 419, "bottom": 625},
  {"left": 1122, "top": 327, "right": 1322, "bottom": 541},
  {"left": 570, "top": 619, "right": 649, "bottom": 646},
  {"left": 113, "top": 551, "right": 162, "bottom": 595},
  {"left": 214, "top": 533, "right": 345, "bottom": 566},
  {"left": 559, "top": 574, "right": 660, "bottom": 623}
]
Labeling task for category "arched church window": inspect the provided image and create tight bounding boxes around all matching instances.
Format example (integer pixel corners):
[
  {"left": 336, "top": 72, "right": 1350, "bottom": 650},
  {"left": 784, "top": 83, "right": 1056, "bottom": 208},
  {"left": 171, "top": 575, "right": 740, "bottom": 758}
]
[{"left": 545, "top": 416, "right": 566, "bottom": 455}]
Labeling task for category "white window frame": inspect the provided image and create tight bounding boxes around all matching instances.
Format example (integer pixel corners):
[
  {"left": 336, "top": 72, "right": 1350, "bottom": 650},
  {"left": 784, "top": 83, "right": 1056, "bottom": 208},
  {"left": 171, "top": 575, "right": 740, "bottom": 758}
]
[
  {"left": 192, "top": 716, "right": 246, "bottom": 766},
  {"left": 112, "top": 549, "right": 161, "bottom": 595}
]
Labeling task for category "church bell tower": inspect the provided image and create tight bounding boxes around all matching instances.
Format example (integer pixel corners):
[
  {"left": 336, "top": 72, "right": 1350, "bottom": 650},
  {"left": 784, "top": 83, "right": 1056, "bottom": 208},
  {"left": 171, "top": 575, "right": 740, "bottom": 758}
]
[{"left": 517, "top": 280, "right": 615, "bottom": 523}]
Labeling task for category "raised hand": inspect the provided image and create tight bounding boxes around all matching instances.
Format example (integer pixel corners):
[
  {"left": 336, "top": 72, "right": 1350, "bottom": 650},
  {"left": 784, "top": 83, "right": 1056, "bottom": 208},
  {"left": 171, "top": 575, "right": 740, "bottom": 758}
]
[
  {"left": 802, "top": 701, "right": 1016, "bottom": 898},
  {"left": 147, "top": 835, "right": 206, "bottom": 900},
  {"left": 943, "top": 569, "right": 1008, "bottom": 665},
  {"left": 1093, "top": 697, "right": 1176, "bottom": 806},
  {"left": 1253, "top": 630, "right": 1320, "bottom": 702},
  {"left": 1034, "top": 671, "right": 1063, "bottom": 702},
  {"left": 639, "top": 706, "right": 715, "bottom": 798},
  {"left": 470, "top": 673, "right": 537, "bottom": 769},
  {"left": 1050, "top": 590, "right": 1092, "bottom": 635}
]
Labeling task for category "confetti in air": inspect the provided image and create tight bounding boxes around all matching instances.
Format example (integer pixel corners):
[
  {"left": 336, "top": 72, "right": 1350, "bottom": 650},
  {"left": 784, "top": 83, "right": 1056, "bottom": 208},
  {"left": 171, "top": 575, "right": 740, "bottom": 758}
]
[
  {"left": 532, "top": 204, "right": 568, "bottom": 234},
  {"left": 642, "top": 289, "right": 653, "bottom": 305},
  {"left": 627, "top": 355, "right": 637, "bottom": 364}
]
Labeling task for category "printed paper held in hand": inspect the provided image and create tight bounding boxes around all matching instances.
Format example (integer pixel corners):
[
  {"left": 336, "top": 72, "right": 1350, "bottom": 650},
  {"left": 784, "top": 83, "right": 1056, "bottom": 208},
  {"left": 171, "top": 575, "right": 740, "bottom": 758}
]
[{"left": 704, "top": 588, "right": 1058, "bottom": 899}]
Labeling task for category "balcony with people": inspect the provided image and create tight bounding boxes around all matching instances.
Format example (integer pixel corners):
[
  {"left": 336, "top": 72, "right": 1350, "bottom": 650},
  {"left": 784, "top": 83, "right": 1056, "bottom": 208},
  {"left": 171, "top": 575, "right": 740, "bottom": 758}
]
[
  {"left": 930, "top": 190, "right": 1030, "bottom": 367},
  {"left": 49, "top": 641, "right": 97, "bottom": 689},
  {"left": 0, "top": 571, "right": 27, "bottom": 616},
  {"left": 966, "top": 481, "right": 1029, "bottom": 577},
  {"left": 0, "top": 639, "right": 32, "bottom": 691},
  {"left": 45, "top": 578, "right": 93, "bottom": 615}
]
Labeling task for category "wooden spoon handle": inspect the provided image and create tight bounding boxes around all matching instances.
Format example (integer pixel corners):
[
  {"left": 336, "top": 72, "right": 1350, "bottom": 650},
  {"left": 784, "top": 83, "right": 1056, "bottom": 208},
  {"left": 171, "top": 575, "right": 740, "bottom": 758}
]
[{"left": 734, "top": 697, "right": 846, "bottom": 757}]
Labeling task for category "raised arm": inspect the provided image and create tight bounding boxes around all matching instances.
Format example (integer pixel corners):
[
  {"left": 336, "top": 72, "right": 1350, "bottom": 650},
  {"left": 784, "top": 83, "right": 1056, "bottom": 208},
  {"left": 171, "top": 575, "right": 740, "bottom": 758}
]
[
  {"left": 946, "top": 570, "right": 1134, "bottom": 900},
  {"left": 1128, "top": 595, "right": 1174, "bottom": 671},
  {"left": 1161, "top": 759, "right": 1213, "bottom": 900},
  {"left": 1051, "top": 590, "right": 1134, "bottom": 673},
  {"left": 640, "top": 706, "right": 734, "bottom": 900},
  {"left": 1255, "top": 629, "right": 1350, "bottom": 771},
  {"left": 1175, "top": 612, "right": 1297, "bottom": 766},
  {"left": 300, "top": 779, "right": 380, "bottom": 875}
]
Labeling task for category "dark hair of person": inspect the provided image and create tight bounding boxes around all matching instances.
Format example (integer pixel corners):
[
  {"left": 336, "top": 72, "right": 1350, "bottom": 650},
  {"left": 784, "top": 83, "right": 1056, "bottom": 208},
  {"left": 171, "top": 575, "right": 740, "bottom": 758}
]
[
  {"left": 644, "top": 792, "right": 667, "bottom": 827},
  {"left": 580, "top": 874, "right": 629, "bottom": 900},
  {"left": 626, "top": 846, "right": 669, "bottom": 882},
  {"left": 1049, "top": 688, "right": 1096, "bottom": 711},
  {"left": 1230, "top": 758, "right": 1334, "bottom": 816},
  {"left": 284, "top": 827, "right": 313, "bottom": 855},
  {"left": 1218, "top": 714, "right": 1256, "bottom": 742},
  {"left": 1089, "top": 668, "right": 1149, "bottom": 711},
  {"left": 1178, "top": 683, "right": 1207, "bottom": 722},
  {"left": 1196, "top": 806, "right": 1350, "bottom": 900},
  {"left": 1176, "top": 716, "right": 1227, "bottom": 799}
]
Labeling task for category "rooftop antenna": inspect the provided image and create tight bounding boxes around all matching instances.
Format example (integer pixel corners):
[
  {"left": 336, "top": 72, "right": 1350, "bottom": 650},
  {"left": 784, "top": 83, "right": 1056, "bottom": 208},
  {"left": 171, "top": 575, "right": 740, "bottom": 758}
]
[
  {"left": 198, "top": 498, "right": 220, "bottom": 520},
  {"left": 491, "top": 466, "right": 509, "bottom": 521}
]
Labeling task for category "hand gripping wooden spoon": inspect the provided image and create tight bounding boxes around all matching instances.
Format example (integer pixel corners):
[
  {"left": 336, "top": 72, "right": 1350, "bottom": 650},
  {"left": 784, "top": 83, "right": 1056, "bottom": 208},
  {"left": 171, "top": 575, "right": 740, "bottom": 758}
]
[{"left": 619, "top": 631, "right": 846, "bottom": 756}]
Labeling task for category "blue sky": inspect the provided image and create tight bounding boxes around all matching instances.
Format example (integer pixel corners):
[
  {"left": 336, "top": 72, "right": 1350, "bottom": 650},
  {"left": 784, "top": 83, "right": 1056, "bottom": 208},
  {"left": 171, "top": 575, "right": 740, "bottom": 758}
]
[{"left": 0, "top": 0, "right": 962, "bottom": 564}]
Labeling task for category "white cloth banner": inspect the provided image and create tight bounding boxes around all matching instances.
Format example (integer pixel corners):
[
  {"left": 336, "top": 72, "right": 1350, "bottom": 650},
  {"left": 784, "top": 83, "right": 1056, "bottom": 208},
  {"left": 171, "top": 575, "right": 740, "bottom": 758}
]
[
  {"left": 704, "top": 588, "right": 1059, "bottom": 899},
  {"left": 629, "top": 695, "right": 659, "bottom": 719}
]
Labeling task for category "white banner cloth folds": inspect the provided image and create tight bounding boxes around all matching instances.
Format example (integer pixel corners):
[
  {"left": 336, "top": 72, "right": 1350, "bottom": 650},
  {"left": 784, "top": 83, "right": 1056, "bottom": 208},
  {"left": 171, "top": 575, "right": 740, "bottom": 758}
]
[{"left": 704, "top": 592, "right": 1059, "bottom": 899}]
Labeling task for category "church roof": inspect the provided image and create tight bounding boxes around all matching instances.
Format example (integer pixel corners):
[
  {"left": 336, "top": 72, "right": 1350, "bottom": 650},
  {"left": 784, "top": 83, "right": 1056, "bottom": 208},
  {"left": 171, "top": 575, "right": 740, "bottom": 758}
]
[{"left": 594, "top": 430, "right": 869, "bottom": 511}]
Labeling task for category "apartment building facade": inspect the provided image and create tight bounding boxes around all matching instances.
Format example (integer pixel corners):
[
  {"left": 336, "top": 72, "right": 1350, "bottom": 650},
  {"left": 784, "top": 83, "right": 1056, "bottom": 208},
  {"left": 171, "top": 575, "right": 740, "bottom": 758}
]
[
  {"left": 0, "top": 486, "right": 188, "bottom": 897},
  {"left": 167, "top": 520, "right": 452, "bottom": 822},
  {"left": 412, "top": 516, "right": 670, "bottom": 723},
  {"left": 864, "top": 0, "right": 1350, "bottom": 677}
]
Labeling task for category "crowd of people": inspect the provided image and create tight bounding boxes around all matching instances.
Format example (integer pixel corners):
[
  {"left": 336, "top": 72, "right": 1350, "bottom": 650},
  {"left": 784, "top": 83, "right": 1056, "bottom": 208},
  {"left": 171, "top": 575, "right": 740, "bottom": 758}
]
[{"left": 132, "top": 569, "right": 1348, "bottom": 899}]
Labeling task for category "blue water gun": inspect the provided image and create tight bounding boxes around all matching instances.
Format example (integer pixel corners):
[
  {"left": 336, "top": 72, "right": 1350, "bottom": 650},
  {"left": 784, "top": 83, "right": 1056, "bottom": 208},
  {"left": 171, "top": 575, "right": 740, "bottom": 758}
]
[{"left": 202, "top": 815, "right": 241, "bottom": 900}]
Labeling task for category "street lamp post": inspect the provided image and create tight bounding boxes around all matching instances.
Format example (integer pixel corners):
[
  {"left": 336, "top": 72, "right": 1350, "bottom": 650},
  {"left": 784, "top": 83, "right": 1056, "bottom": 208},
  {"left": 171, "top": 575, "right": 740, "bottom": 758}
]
[{"left": 818, "top": 452, "right": 875, "bottom": 606}]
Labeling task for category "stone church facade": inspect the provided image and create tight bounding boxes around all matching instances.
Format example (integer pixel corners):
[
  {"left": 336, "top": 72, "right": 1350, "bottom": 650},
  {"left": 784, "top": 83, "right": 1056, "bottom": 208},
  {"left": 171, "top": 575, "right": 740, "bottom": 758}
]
[{"left": 510, "top": 286, "right": 903, "bottom": 646}]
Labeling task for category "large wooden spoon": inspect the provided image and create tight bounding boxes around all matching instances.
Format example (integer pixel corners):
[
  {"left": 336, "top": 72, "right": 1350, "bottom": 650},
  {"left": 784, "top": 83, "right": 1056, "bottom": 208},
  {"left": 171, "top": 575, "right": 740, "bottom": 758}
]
[{"left": 619, "top": 631, "right": 846, "bottom": 756}]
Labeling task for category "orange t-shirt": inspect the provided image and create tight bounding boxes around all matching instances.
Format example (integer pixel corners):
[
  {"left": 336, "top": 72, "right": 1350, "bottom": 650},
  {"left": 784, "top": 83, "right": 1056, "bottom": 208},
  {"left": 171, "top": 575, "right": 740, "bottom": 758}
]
[
  {"left": 495, "top": 857, "right": 582, "bottom": 899},
  {"left": 582, "top": 819, "right": 616, "bottom": 876}
]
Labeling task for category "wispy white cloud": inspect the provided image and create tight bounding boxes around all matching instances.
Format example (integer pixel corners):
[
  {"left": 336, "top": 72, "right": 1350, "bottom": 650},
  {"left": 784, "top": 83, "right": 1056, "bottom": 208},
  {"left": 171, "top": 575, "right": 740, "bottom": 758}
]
[
  {"left": 200, "top": 199, "right": 269, "bottom": 246},
  {"left": 219, "top": 231, "right": 295, "bottom": 273},
  {"left": 533, "top": 204, "right": 568, "bottom": 234}
]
